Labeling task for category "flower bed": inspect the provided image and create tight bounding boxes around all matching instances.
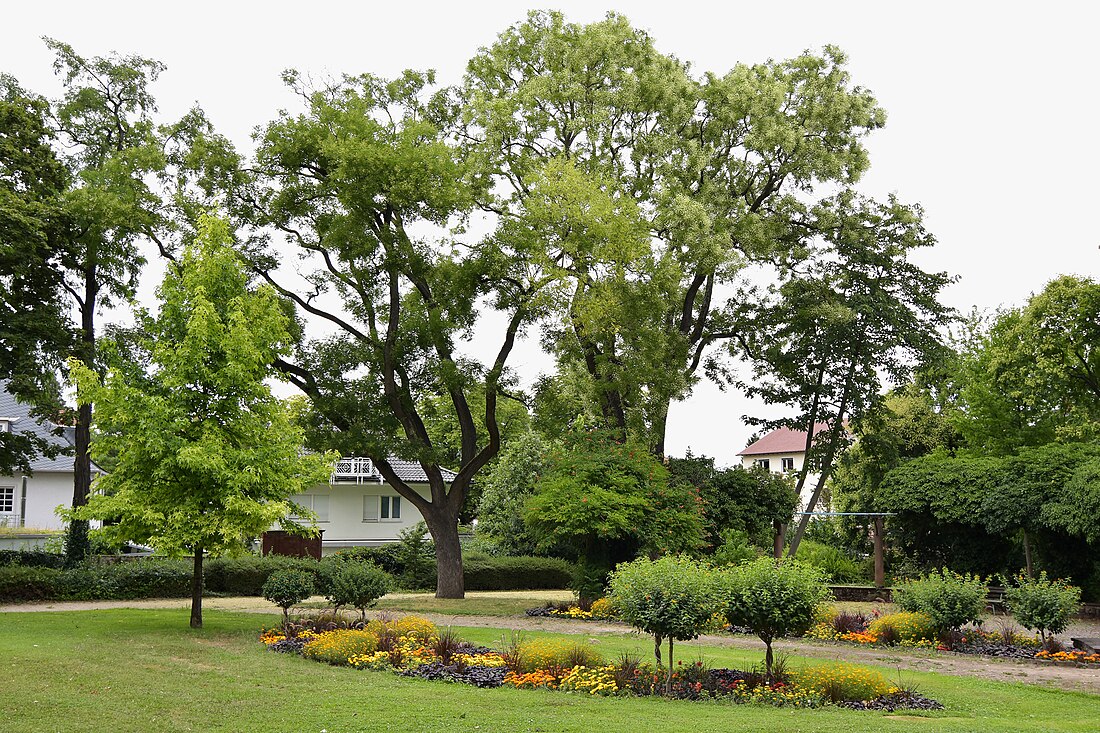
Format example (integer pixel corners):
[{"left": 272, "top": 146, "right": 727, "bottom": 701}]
[{"left": 259, "top": 613, "right": 942, "bottom": 711}]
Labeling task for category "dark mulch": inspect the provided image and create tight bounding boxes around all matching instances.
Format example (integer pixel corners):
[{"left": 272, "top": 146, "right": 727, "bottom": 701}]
[{"left": 839, "top": 691, "right": 945, "bottom": 712}]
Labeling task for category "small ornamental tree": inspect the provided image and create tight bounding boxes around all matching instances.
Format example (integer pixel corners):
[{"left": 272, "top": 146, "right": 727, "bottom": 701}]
[
  {"left": 607, "top": 555, "right": 719, "bottom": 693},
  {"left": 325, "top": 561, "right": 391, "bottom": 620},
  {"left": 893, "top": 568, "right": 987, "bottom": 636},
  {"left": 262, "top": 569, "right": 315, "bottom": 625},
  {"left": 69, "top": 215, "right": 335, "bottom": 628},
  {"left": 720, "top": 557, "right": 830, "bottom": 678},
  {"left": 1003, "top": 572, "right": 1081, "bottom": 644}
]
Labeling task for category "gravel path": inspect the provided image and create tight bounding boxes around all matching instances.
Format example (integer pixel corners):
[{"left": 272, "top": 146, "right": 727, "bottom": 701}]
[{"left": 4, "top": 595, "right": 1098, "bottom": 693}]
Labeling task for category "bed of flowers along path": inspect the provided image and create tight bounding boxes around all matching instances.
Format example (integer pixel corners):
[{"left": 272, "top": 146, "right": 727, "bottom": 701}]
[
  {"left": 259, "top": 614, "right": 943, "bottom": 712},
  {"left": 528, "top": 600, "right": 1100, "bottom": 668},
  {"left": 804, "top": 608, "right": 1100, "bottom": 665}
]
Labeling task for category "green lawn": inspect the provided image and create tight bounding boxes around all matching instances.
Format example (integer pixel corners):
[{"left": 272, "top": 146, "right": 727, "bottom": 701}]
[{"left": 1, "top": 609, "right": 1097, "bottom": 732}]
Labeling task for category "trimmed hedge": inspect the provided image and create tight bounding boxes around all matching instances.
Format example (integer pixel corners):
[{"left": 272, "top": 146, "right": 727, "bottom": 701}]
[
  {"left": 0, "top": 550, "right": 67, "bottom": 569},
  {"left": 463, "top": 554, "right": 575, "bottom": 591},
  {"left": 0, "top": 550, "right": 576, "bottom": 602},
  {"left": 204, "top": 555, "right": 320, "bottom": 596}
]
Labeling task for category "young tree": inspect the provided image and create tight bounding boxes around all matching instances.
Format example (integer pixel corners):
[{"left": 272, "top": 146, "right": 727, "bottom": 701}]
[
  {"left": 608, "top": 555, "right": 720, "bottom": 693},
  {"left": 70, "top": 216, "right": 332, "bottom": 628},
  {"left": 720, "top": 557, "right": 830, "bottom": 678},
  {"left": 475, "top": 431, "right": 551, "bottom": 556}
]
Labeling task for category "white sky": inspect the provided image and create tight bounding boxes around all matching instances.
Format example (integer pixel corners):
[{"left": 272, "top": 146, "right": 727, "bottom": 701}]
[{"left": 5, "top": 1, "right": 1098, "bottom": 464}]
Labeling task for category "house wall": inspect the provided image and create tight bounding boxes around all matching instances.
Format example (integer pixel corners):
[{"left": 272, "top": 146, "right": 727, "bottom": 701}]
[
  {"left": 739, "top": 453, "right": 820, "bottom": 508},
  {"left": 285, "top": 481, "right": 431, "bottom": 551},
  {"left": 0, "top": 471, "right": 74, "bottom": 531}
]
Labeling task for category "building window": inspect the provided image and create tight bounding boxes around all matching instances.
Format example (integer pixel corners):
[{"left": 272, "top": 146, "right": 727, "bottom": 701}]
[
  {"left": 0, "top": 486, "right": 14, "bottom": 513},
  {"left": 753, "top": 459, "right": 771, "bottom": 471},
  {"left": 289, "top": 494, "right": 329, "bottom": 522},
  {"left": 363, "top": 495, "right": 378, "bottom": 522},
  {"left": 781, "top": 457, "right": 795, "bottom": 472},
  {"left": 0, "top": 420, "right": 9, "bottom": 433},
  {"left": 381, "top": 495, "right": 401, "bottom": 520}
]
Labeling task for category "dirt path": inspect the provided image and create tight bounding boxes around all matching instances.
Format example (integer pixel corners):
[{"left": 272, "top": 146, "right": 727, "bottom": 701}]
[{"left": 4, "top": 596, "right": 1098, "bottom": 693}]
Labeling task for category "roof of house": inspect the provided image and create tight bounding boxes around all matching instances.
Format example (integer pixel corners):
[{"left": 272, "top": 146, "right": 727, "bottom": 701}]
[
  {"left": 384, "top": 458, "right": 458, "bottom": 484},
  {"left": 737, "top": 424, "right": 829, "bottom": 457},
  {"left": 0, "top": 384, "right": 77, "bottom": 473}
]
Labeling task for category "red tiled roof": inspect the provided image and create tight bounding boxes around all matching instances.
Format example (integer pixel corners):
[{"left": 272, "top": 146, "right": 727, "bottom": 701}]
[{"left": 737, "top": 424, "right": 829, "bottom": 456}]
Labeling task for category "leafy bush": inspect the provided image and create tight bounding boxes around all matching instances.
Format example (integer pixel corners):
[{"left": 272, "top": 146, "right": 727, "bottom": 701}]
[
  {"left": 720, "top": 558, "right": 830, "bottom": 677},
  {"left": 463, "top": 554, "right": 575, "bottom": 591},
  {"left": 894, "top": 568, "right": 986, "bottom": 633},
  {"left": 793, "top": 662, "right": 897, "bottom": 702},
  {"left": 56, "top": 560, "right": 192, "bottom": 600},
  {"left": 0, "top": 550, "right": 66, "bottom": 569},
  {"left": 608, "top": 555, "right": 720, "bottom": 690},
  {"left": 1004, "top": 572, "right": 1082, "bottom": 643},
  {"left": 262, "top": 569, "right": 315, "bottom": 623},
  {"left": 322, "top": 560, "right": 391, "bottom": 619},
  {"left": 797, "top": 541, "right": 866, "bottom": 584},
  {"left": 394, "top": 522, "right": 436, "bottom": 589},
  {"left": 711, "top": 530, "right": 759, "bottom": 567},
  {"left": 0, "top": 565, "right": 62, "bottom": 601},
  {"left": 867, "top": 611, "right": 937, "bottom": 644},
  {"left": 302, "top": 629, "right": 380, "bottom": 665}
]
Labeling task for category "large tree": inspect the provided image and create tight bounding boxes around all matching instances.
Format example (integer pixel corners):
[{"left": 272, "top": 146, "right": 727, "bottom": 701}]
[
  {"left": 730, "top": 192, "right": 953, "bottom": 555},
  {"left": 70, "top": 216, "right": 332, "bottom": 628},
  {"left": 240, "top": 71, "right": 581, "bottom": 597},
  {"left": 459, "top": 11, "right": 888, "bottom": 453},
  {"left": 0, "top": 77, "right": 71, "bottom": 473}
]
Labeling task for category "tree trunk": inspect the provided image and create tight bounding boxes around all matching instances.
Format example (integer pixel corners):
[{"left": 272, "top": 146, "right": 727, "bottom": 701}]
[
  {"left": 666, "top": 637, "right": 675, "bottom": 695},
  {"left": 653, "top": 632, "right": 663, "bottom": 667},
  {"left": 873, "top": 516, "right": 886, "bottom": 589},
  {"left": 190, "top": 548, "right": 204, "bottom": 629},
  {"left": 65, "top": 293, "right": 97, "bottom": 567},
  {"left": 428, "top": 517, "right": 465, "bottom": 599},
  {"left": 1022, "top": 530, "right": 1034, "bottom": 578},
  {"left": 764, "top": 637, "right": 774, "bottom": 680},
  {"left": 773, "top": 520, "right": 786, "bottom": 559}
]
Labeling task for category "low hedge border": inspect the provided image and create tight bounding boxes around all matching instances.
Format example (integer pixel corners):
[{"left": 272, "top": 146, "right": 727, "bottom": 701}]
[{"left": 0, "top": 552, "right": 576, "bottom": 602}]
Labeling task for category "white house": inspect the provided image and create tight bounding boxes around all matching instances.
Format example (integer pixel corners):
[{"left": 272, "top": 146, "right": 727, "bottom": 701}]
[
  {"left": 737, "top": 424, "right": 827, "bottom": 506},
  {"left": 0, "top": 385, "right": 93, "bottom": 535},
  {"left": 285, "top": 457, "right": 455, "bottom": 554}
]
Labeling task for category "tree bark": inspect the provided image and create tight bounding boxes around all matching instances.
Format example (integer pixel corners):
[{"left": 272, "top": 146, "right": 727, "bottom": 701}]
[
  {"left": 190, "top": 548, "right": 204, "bottom": 629},
  {"left": 427, "top": 516, "right": 464, "bottom": 599},
  {"left": 873, "top": 516, "right": 885, "bottom": 589},
  {"left": 1022, "top": 530, "right": 1034, "bottom": 578},
  {"left": 773, "top": 520, "right": 786, "bottom": 559},
  {"left": 66, "top": 282, "right": 97, "bottom": 566}
]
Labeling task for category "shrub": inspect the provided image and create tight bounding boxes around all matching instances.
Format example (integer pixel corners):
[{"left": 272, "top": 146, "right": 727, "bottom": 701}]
[
  {"left": 508, "top": 638, "right": 603, "bottom": 675},
  {"left": 1004, "top": 572, "right": 1082, "bottom": 643},
  {"left": 0, "top": 565, "right": 62, "bottom": 601},
  {"left": 797, "top": 541, "right": 865, "bottom": 584},
  {"left": 323, "top": 560, "right": 391, "bottom": 619},
  {"left": 462, "top": 554, "right": 575, "bottom": 591},
  {"left": 589, "top": 597, "right": 618, "bottom": 619},
  {"left": 711, "top": 530, "right": 759, "bottom": 567},
  {"left": 793, "top": 662, "right": 897, "bottom": 702},
  {"left": 894, "top": 568, "right": 986, "bottom": 634},
  {"left": 262, "top": 569, "right": 315, "bottom": 624},
  {"left": 720, "top": 558, "right": 830, "bottom": 678},
  {"left": 0, "top": 550, "right": 66, "bottom": 569},
  {"left": 302, "top": 629, "right": 380, "bottom": 665},
  {"left": 867, "top": 611, "right": 937, "bottom": 644},
  {"left": 56, "top": 560, "right": 191, "bottom": 600},
  {"left": 394, "top": 522, "right": 436, "bottom": 589},
  {"left": 608, "top": 555, "right": 720, "bottom": 692}
]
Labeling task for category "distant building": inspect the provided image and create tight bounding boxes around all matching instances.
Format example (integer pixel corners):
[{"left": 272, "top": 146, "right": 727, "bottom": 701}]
[
  {"left": 736, "top": 424, "right": 829, "bottom": 506},
  {"left": 0, "top": 384, "right": 94, "bottom": 532}
]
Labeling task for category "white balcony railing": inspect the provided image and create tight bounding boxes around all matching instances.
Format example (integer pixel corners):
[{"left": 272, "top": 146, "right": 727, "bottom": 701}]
[{"left": 330, "top": 457, "right": 379, "bottom": 484}]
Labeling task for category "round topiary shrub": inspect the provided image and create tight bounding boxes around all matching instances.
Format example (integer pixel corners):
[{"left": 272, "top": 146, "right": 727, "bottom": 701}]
[
  {"left": 893, "top": 568, "right": 986, "bottom": 635},
  {"left": 1004, "top": 572, "right": 1081, "bottom": 644},
  {"left": 324, "top": 560, "right": 391, "bottom": 620},
  {"left": 262, "top": 569, "right": 315, "bottom": 624},
  {"left": 720, "top": 557, "right": 830, "bottom": 678}
]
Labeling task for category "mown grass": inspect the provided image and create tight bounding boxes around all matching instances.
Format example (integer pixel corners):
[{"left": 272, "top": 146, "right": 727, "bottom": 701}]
[{"left": 1, "top": 609, "right": 1097, "bottom": 733}]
